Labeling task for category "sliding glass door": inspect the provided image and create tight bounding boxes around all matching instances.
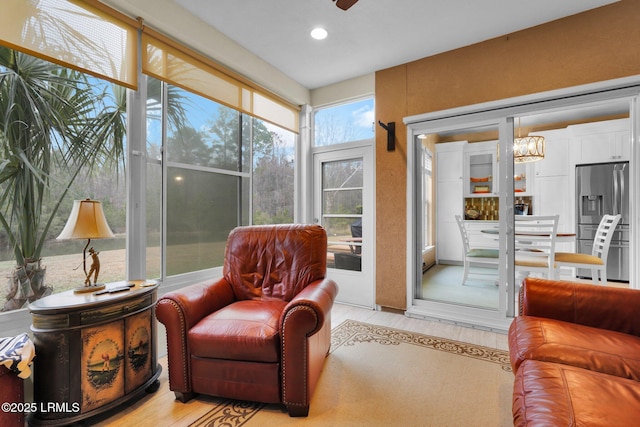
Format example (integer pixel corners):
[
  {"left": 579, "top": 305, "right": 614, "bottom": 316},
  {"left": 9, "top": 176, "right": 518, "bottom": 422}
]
[
  {"left": 405, "top": 86, "right": 638, "bottom": 331},
  {"left": 409, "top": 119, "right": 514, "bottom": 330}
]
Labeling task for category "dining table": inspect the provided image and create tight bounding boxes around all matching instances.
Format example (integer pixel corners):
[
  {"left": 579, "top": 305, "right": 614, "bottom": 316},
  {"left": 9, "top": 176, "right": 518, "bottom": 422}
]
[{"left": 480, "top": 228, "right": 576, "bottom": 243}]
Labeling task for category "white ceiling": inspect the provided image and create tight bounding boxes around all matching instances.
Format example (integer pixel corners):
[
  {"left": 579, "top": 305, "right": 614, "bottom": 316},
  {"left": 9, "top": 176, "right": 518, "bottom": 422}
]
[{"left": 173, "top": 0, "right": 618, "bottom": 90}]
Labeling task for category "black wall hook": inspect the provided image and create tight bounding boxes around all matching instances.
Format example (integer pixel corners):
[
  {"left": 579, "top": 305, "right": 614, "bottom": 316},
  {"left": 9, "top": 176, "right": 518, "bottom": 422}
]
[{"left": 378, "top": 121, "right": 395, "bottom": 151}]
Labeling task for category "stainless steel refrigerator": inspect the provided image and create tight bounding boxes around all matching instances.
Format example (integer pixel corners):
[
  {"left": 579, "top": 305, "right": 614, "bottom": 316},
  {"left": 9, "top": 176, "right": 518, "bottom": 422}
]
[{"left": 576, "top": 161, "right": 629, "bottom": 282}]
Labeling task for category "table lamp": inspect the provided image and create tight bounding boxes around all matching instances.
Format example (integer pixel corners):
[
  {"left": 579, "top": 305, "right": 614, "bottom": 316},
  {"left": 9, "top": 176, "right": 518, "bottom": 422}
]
[{"left": 56, "top": 199, "right": 115, "bottom": 293}]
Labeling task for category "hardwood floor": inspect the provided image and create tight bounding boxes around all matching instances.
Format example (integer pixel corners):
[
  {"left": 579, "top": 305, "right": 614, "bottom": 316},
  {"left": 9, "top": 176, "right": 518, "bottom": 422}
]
[{"left": 91, "top": 303, "right": 508, "bottom": 426}]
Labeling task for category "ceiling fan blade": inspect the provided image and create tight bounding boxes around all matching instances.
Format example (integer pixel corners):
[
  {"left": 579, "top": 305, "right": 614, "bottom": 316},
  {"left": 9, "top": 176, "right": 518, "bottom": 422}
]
[{"left": 334, "top": 0, "right": 359, "bottom": 11}]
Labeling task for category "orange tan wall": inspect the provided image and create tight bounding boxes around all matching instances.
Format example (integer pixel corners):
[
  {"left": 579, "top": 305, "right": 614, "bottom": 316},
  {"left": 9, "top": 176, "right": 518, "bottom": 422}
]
[{"left": 374, "top": 0, "right": 640, "bottom": 309}]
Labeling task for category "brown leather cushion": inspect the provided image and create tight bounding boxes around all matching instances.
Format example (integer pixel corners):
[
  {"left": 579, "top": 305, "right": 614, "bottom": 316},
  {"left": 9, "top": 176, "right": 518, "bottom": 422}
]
[
  {"left": 223, "top": 224, "right": 327, "bottom": 301},
  {"left": 513, "top": 359, "right": 640, "bottom": 427},
  {"left": 509, "top": 316, "right": 640, "bottom": 380},
  {"left": 188, "top": 299, "right": 287, "bottom": 363}
]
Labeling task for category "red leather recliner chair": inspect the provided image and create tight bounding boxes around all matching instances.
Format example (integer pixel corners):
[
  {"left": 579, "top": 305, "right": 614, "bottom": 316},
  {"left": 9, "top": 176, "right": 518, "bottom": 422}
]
[{"left": 156, "top": 224, "right": 338, "bottom": 417}]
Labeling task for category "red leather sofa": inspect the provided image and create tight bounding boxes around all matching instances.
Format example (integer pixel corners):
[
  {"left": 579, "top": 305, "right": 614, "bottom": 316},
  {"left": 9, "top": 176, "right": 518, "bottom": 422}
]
[
  {"left": 156, "top": 224, "right": 338, "bottom": 417},
  {"left": 508, "top": 278, "right": 640, "bottom": 426}
]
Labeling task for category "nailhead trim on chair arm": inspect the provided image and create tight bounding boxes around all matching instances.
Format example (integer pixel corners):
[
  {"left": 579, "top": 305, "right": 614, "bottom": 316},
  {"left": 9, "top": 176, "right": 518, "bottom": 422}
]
[{"left": 156, "top": 298, "right": 190, "bottom": 393}]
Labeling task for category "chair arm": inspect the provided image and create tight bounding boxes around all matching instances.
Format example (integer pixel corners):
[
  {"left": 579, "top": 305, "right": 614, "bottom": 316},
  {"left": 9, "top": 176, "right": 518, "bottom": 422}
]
[
  {"left": 280, "top": 278, "right": 338, "bottom": 415},
  {"left": 282, "top": 278, "right": 339, "bottom": 335},
  {"left": 156, "top": 278, "right": 236, "bottom": 330},
  {"left": 520, "top": 278, "right": 640, "bottom": 336},
  {"left": 155, "top": 278, "right": 235, "bottom": 394}
]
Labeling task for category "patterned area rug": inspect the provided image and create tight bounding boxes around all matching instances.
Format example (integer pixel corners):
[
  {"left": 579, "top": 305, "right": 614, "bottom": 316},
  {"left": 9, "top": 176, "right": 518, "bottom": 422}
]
[
  {"left": 190, "top": 319, "right": 513, "bottom": 427},
  {"left": 188, "top": 399, "right": 265, "bottom": 426}
]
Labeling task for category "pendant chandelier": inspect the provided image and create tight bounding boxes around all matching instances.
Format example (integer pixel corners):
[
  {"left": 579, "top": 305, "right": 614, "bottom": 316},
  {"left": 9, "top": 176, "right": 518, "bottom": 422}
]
[{"left": 513, "top": 118, "right": 545, "bottom": 163}]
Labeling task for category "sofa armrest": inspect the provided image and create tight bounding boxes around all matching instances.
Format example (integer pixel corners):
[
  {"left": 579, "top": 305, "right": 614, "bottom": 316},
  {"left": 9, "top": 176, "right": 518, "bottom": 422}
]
[
  {"left": 520, "top": 277, "right": 640, "bottom": 336},
  {"left": 155, "top": 278, "right": 236, "bottom": 394},
  {"left": 280, "top": 278, "right": 338, "bottom": 416}
]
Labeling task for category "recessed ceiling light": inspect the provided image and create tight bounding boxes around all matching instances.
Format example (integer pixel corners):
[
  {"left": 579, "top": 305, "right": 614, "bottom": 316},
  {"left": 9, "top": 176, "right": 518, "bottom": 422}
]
[{"left": 310, "top": 27, "right": 328, "bottom": 40}]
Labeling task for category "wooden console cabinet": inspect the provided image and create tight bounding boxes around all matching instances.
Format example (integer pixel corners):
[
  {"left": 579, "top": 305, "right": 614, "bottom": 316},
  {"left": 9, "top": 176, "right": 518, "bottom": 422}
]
[{"left": 27, "top": 281, "right": 161, "bottom": 426}]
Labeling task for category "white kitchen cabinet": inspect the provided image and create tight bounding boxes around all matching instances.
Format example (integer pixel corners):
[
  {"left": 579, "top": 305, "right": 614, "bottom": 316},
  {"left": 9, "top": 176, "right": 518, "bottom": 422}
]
[
  {"left": 464, "top": 140, "right": 535, "bottom": 197},
  {"left": 464, "top": 140, "right": 497, "bottom": 196},
  {"left": 571, "top": 118, "right": 630, "bottom": 164},
  {"left": 437, "top": 141, "right": 464, "bottom": 181},
  {"left": 435, "top": 141, "right": 465, "bottom": 263},
  {"left": 531, "top": 128, "right": 573, "bottom": 252},
  {"left": 616, "top": 131, "right": 631, "bottom": 161},
  {"left": 513, "top": 161, "right": 533, "bottom": 196},
  {"left": 533, "top": 129, "right": 570, "bottom": 178},
  {"left": 576, "top": 132, "right": 629, "bottom": 164}
]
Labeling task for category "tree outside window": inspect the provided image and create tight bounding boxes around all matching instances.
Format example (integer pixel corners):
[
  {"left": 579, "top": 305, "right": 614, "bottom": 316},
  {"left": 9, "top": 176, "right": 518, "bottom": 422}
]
[{"left": 0, "top": 47, "right": 128, "bottom": 311}]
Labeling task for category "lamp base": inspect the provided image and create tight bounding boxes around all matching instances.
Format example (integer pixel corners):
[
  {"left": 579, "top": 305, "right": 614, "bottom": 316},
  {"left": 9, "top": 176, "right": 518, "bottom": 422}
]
[{"left": 74, "top": 283, "right": 106, "bottom": 294}]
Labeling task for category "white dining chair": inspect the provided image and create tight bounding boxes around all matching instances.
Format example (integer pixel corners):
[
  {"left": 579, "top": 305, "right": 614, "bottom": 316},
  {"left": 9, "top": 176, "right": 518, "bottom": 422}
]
[
  {"left": 514, "top": 214, "right": 559, "bottom": 281},
  {"left": 455, "top": 214, "right": 499, "bottom": 285},
  {"left": 554, "top": 214, "right": 621, "bottom": 285}
]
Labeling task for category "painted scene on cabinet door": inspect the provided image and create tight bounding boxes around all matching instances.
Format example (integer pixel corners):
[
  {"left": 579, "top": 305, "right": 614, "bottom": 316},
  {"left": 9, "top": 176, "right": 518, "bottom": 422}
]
[
  {"left": 125, "top": 310, "right": 153, "bottom": 393},
  {"left": 82, "top": 321, "right": 125, "bottom": 412}
]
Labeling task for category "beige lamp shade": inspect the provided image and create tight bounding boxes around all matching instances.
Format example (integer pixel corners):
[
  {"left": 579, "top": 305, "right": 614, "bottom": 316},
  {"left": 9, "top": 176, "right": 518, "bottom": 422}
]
[{"left": 57, "top": 199, "right": 115, "bottom": 240}]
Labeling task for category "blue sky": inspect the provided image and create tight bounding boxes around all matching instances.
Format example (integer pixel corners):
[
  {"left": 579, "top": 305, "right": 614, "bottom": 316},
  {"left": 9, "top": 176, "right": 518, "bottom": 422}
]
[{"left": 314, "top": 98, "right": 375, "bottom": 143}]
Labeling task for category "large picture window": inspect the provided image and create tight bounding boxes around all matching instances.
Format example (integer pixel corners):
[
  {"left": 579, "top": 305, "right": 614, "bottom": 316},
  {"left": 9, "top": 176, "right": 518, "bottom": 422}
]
[
  {"left": 0, "top": 2, "right": 297, "bottom": 320},
  {"left": 0, "top": 47, "right": 127, "bottom": 311},
  {"left": 164, "top": 89, "right": 246, "bottom": 275},
  {"left": 0, "top": 62, "right": 296, "bottom": 314},
  {"left": 145, "top": 78, "right": 295, "bottom": 279}
]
